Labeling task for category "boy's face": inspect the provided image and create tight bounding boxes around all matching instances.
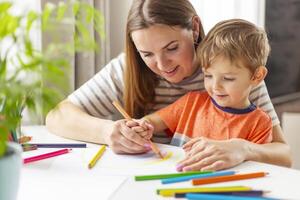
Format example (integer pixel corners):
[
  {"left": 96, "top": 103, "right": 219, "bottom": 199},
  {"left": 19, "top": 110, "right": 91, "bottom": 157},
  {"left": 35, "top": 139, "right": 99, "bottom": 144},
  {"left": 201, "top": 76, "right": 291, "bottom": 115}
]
[{"left": 203, "top": 56, "right": 256, "bottom": 109}]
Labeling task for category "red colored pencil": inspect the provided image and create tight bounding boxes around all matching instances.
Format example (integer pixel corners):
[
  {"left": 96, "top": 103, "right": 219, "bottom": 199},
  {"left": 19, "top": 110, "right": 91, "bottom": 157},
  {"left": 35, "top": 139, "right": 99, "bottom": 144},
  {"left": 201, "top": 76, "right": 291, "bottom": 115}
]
[
  {"left": 192, "top": 172, "right": 268, "bottom": 185},
  {"left": 23, "top": 148, "right": 71, "bottom": 164}
]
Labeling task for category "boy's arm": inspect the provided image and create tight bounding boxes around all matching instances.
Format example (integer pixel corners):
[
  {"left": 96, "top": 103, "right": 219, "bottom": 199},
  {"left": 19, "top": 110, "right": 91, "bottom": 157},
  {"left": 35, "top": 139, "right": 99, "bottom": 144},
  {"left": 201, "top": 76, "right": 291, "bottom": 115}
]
[{"left": 143, "top": 113, "right": 168, "bottom": 135}]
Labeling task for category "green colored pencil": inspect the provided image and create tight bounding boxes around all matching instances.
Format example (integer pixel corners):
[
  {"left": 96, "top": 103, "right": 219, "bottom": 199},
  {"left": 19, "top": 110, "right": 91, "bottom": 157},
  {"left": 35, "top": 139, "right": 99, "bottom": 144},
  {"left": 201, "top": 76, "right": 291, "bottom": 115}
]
[{"left": 135, "top": 171, "right": 213, "bottom": 181}]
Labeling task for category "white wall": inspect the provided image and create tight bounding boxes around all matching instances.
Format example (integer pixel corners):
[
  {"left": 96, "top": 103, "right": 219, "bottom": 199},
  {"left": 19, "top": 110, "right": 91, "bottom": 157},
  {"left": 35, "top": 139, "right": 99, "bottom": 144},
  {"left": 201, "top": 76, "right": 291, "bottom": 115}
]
[{"left": 190, "top": 0, "right": 266, "bottom": 33}]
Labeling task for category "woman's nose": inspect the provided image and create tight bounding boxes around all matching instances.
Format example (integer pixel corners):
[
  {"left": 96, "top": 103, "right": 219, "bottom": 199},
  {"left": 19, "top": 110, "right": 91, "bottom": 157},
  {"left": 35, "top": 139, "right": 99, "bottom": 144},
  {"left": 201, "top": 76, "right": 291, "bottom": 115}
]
[{"left": 156, "top": 55, "right": 169, "bottom": 70}]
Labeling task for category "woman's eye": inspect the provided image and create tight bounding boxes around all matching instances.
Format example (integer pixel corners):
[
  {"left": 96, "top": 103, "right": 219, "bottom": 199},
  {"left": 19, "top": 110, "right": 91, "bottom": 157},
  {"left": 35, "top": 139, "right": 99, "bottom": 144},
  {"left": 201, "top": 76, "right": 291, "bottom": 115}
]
[
  {"left": 143, "top": 53, "right": 153, "bottom": 58},
  {"left": 204, "top": 75, "right": 212, "bottom": 78},
  {"left": 167, "top": 45, "right": 178, "bottom": 51}
]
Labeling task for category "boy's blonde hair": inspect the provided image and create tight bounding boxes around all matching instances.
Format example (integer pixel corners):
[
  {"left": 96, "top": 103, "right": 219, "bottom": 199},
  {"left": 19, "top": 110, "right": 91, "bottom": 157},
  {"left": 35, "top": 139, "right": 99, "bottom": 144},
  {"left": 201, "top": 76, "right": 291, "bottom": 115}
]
[{"left": 198, "top": 19, "right": 270, "bottom": 73}]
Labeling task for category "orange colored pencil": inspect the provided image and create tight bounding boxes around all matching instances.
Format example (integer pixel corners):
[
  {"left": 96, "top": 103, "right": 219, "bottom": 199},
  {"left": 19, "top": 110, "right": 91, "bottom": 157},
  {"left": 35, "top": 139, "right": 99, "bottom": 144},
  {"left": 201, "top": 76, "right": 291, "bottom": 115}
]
[
  {"left": 18, "top": 136, "right": 32, "bottom": 144},
  {"left": 192, "top": 172, "right": 268, "bottom": 185},
  {"left": 112, "top": 101, "right": 164, "bottom": 159}
]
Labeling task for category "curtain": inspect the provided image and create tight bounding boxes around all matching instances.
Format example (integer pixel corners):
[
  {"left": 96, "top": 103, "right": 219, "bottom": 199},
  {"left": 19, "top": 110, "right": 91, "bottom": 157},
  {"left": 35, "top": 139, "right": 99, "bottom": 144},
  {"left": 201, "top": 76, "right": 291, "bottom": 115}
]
[{"left": 41, "top": 0, "right": 111, "bottom": 92}]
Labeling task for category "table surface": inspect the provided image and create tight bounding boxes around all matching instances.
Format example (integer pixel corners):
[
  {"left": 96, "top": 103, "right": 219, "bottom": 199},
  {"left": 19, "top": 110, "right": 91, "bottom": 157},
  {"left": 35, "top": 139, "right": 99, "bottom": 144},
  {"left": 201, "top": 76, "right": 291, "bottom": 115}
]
[{"left": 18, "top": 126, "right": 300, "bottom": 200}]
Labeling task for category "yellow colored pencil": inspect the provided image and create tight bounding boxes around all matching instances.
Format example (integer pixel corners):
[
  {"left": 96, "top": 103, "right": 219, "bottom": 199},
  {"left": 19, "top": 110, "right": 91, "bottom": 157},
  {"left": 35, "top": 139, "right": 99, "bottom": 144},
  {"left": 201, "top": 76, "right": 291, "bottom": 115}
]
[
  {"left": 157, "top": 186, "right": 252, "bottom": 197},
  {"left": 88, "top": 145, "right": 106, "bottom": 169}
]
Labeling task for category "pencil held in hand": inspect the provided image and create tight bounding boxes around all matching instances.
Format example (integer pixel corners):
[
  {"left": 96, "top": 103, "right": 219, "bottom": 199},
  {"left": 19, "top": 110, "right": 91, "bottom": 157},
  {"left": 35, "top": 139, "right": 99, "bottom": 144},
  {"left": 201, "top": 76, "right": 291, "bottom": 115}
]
[{"left": 112, "top": 101, "right": 164, "bottom": 158}]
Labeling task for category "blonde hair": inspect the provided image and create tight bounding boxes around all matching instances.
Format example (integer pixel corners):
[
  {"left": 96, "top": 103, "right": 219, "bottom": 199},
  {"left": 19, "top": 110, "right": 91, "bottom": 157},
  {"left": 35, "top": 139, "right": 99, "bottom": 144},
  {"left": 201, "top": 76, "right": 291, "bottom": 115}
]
[
  {"left": 198, "top": 19, "right": 270, "bottom": 73},
  {"left": 124, "top": 0, "right": 204, "bottom": 118}
]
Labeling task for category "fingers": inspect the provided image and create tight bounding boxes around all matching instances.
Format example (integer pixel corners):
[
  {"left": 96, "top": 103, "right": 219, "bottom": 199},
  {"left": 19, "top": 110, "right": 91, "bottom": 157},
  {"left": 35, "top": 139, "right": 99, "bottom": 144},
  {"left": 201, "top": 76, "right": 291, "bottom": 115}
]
[
  {"left": 119, "top": 122, "right": 150, "bottom": 146},
  {"left": 182, "top": 156, "right": 226, "bottom": 171},
  {"left": 177, "top": 148, "right": 213, "bottom": 171},
  {"left": 109, "top": 120, "right": 151, "bottom": 154},
  {"left": 111, "top": 134, "right": 150, "bottom": 154},
  {"left": 182, "top": 137, "right": 203, "bottom": 152},
  {"left": 126, "top": 119, "right": 153, "bottom": 140}
]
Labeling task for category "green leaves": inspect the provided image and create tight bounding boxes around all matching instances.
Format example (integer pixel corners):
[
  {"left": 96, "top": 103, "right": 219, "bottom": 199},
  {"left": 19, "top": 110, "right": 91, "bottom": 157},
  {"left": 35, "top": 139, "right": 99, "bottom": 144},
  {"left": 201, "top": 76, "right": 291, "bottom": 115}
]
[{"left": 0, "top": 0, "right": 105, "bottom": 157}]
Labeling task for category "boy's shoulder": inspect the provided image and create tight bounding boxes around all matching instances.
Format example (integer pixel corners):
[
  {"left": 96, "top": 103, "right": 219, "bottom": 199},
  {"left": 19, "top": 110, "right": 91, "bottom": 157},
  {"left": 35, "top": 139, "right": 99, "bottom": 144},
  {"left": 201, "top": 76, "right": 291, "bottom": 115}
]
[{"left": 249, "top": 106, "right": 272, "bottom": 125}]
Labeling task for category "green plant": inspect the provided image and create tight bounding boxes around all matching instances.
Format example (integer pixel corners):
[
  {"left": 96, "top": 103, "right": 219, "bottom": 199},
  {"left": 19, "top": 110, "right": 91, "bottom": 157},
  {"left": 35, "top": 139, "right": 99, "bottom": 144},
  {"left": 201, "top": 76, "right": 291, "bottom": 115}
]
[{"left": 0, "top": 1, "right": 104, "bottom": 157}]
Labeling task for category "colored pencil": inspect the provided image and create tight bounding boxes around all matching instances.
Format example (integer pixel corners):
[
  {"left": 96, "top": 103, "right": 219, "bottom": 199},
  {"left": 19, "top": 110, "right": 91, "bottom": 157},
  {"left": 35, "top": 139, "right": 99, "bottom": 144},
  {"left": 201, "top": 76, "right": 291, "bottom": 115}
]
[
  {"left": 157, "top": 186, "right": 252, "bottom": 197},
  {"left": 112, "top": 100, "right": 164, "bottom": 159},
  {"left": 135, "top": 171, "right": 213, "bottom": 181},
  {"left": 175, "top": 190, "right": 266, "bottom": 198},
  {"left": 88, "top": 145, "right": 106, "bottom": 169},
  {"left": 192, "top": 172, "right": 268, "bottom": 185},
  {"left": 22, "top": 143, "right": 87, "bottom": 148},
  {"left": 161, "top": 170, "right": 235, "bottom": 184},
  {"left": 186, "top": 193, "right": 277, "bottom": 200},
  {"left": 18, "top": 136, "right": 32, "bottom": 144},
  {"left": 22, "top": 144, "right": 38, "bottom": 152},
  {"left": 23, "top": 148, "right": 71, "bottom": 164}
]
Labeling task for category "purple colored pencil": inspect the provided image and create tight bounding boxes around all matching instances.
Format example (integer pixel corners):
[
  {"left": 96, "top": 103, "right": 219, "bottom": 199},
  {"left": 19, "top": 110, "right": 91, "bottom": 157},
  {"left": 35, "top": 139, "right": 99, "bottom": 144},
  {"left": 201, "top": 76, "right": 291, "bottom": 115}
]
[{"left": 22, "top": 143, "right": 87, "bottom": 148}]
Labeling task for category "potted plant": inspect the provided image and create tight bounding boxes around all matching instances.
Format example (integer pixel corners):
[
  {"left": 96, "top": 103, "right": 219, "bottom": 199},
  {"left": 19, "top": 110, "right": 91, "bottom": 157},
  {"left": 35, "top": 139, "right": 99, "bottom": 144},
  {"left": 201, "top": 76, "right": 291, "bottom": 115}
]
[{"left": 0, "top": 1, "right": 104, "bottom": 199}]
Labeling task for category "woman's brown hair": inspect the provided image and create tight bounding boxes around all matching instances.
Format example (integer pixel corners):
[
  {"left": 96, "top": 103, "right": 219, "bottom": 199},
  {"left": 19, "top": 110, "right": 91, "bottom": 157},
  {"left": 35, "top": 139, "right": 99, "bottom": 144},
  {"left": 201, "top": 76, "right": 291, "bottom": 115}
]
[{"left": 124, "top": 0, "right": 204, "bottom": 118}]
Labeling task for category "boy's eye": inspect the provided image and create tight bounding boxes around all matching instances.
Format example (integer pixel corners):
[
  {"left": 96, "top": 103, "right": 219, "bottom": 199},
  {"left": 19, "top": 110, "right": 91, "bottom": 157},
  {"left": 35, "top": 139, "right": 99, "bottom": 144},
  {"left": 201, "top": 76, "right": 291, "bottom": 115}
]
[{"left": 224, "top": 77, "right": 235, "bottom": 81}]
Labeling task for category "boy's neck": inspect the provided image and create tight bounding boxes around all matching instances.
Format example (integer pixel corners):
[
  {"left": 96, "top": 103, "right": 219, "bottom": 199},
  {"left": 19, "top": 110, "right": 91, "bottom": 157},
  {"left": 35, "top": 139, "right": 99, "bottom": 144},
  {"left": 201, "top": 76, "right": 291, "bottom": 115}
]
[{"left": 211, "top": 98, "right": 256, "bottom": 114}]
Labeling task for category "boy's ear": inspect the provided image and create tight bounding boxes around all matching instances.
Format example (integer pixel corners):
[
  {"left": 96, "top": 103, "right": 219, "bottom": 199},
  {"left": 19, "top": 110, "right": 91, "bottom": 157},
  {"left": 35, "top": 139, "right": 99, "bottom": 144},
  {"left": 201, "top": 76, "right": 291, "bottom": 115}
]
[{"left": 251, "top": 66, "right": 268, "bottom": 85}]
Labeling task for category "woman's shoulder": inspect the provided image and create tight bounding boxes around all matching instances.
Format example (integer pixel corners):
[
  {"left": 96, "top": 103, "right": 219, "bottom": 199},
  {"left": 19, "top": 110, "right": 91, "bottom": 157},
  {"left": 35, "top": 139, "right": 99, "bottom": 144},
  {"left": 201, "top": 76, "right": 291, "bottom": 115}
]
[{"left": 104, "top": 53, "right": 126, "bottom": 72}]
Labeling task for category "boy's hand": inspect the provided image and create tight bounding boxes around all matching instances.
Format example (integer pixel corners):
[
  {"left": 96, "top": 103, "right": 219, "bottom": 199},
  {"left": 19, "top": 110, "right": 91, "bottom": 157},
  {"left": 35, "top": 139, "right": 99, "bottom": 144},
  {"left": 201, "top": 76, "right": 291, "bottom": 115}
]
[
  {"left": 176, "top": 137, "right": 247, "bottom": 171},
  {"left": 125, "top": 119, "right": 154, "bottom": 140}
]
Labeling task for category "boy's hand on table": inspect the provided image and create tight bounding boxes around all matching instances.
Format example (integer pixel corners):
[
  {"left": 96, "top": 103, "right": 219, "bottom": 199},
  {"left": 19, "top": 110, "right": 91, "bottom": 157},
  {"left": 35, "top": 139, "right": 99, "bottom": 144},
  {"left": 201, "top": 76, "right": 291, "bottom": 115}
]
[{"left": 176, "top": 137, "right": 247, "bottom": 171}]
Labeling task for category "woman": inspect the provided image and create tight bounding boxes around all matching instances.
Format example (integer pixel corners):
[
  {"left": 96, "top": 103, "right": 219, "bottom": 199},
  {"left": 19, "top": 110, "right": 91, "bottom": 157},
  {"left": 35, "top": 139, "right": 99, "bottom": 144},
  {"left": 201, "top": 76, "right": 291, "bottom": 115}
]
[{"left": 46, "top": 0, "right": 291, "bottom": 169}]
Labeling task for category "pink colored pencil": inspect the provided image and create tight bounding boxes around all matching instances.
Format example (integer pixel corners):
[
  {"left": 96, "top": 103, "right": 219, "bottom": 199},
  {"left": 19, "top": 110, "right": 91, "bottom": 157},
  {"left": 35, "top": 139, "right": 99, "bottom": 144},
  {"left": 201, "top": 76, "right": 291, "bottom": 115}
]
[{"left": 23, "top": 148, "right": 71, "bottom": 164}]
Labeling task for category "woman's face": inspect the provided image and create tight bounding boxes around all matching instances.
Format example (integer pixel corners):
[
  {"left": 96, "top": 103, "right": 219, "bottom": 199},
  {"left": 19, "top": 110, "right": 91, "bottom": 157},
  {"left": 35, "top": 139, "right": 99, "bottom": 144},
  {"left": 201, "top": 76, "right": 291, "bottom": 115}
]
[{"left": 131, "top": 24, "right": 198, "bottom": 83}]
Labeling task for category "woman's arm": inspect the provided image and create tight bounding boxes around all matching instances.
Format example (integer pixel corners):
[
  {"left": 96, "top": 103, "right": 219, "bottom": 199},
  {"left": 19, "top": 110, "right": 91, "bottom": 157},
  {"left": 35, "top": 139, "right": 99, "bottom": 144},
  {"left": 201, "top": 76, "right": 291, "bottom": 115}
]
[
  {"left": 46, "top": 100, "right": 150, "bottom": 154},
  {"left": 244, "top": 124, "right": 292, "bottom": 167},
  {"left": 177, "top": 125, "right": 292, "bottom": 171}
]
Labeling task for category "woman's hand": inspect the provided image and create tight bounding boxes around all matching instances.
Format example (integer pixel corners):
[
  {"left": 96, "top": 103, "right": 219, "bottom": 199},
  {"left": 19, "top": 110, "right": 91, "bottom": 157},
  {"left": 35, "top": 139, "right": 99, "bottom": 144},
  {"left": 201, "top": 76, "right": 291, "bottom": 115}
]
[
  {"left": 176, "top": 137, "right": 248, "bottom": 171},
  {"left": 126, "top": 119, "right": 154, "bottom": 140},
  {"left": 105, "top": 119, "right": 152, "bottom": 154}
]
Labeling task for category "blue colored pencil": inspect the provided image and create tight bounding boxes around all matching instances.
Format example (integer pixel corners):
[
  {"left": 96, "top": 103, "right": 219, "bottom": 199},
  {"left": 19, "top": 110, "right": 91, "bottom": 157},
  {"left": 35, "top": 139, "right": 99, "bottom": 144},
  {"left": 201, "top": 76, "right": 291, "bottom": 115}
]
[
  {"left": 161, "top": 170, "right": 235, "bottom": 184},
  {"left": 22, "top": 143, "right": 87, "bottom": 148},
  {"left": 186, "top": 193, "right": 278, "bottom": 200}
]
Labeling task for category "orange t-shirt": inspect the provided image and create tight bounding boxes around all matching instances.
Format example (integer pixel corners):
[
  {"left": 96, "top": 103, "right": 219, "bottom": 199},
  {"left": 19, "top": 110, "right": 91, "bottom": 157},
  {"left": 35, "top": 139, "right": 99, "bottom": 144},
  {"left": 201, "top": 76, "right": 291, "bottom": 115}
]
[{"left": 156, "top": 91, "right": 272, "bottom": 146}]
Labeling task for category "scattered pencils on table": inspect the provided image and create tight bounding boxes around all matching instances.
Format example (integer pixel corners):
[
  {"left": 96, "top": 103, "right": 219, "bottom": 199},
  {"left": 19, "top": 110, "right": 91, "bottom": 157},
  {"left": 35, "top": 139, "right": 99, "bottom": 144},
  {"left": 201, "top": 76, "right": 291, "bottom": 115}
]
[
  {"left": 192, "top": 172, "right": 268, "bottom": 185},
  {"left": 18, "top": 136, "right": 32, "bottom": 144},
  {"left": 23, "top": 148, "right": 72, "bottom": 164},
  {"left": 88, "top": 145, "right": 106, "bottom": 169},
  {"left": 22, "top": 143, "right": 87, "bottom": 148}
]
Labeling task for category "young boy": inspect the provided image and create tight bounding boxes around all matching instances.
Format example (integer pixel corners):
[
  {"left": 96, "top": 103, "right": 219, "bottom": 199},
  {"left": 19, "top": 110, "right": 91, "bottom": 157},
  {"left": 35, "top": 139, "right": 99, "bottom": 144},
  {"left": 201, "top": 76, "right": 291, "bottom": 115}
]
[{"left": 127, "top": 19, "right": 272, "bottom": 171}]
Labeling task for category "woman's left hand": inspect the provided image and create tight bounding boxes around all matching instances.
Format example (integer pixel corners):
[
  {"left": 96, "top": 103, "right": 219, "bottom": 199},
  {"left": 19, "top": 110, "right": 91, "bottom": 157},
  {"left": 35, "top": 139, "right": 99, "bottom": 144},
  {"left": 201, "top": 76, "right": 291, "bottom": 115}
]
[{"left": 176, "top": 137, "right": 248, "bottom": 171}]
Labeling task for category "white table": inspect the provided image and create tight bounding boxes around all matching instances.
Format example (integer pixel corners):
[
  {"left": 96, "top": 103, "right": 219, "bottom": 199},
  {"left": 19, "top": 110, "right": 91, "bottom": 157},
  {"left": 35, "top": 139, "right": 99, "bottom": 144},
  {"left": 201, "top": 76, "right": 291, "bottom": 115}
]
[{"left": 18, "top": 126, "right": 300, "bottom": 200}]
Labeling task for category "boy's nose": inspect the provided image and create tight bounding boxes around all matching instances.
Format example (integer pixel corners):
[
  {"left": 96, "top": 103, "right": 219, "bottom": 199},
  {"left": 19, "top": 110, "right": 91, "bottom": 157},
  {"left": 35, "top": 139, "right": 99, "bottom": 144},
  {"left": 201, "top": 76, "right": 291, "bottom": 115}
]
[{"left": 213, "top": 80, "right": 222, "bottom": 90}]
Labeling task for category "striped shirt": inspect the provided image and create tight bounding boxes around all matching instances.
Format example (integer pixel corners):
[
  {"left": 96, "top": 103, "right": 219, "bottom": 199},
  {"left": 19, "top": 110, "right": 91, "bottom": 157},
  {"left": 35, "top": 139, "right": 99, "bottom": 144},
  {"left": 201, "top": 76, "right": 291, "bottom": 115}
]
[{"left": 68, "top": 53, "right": 280, "bottom": 143}]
